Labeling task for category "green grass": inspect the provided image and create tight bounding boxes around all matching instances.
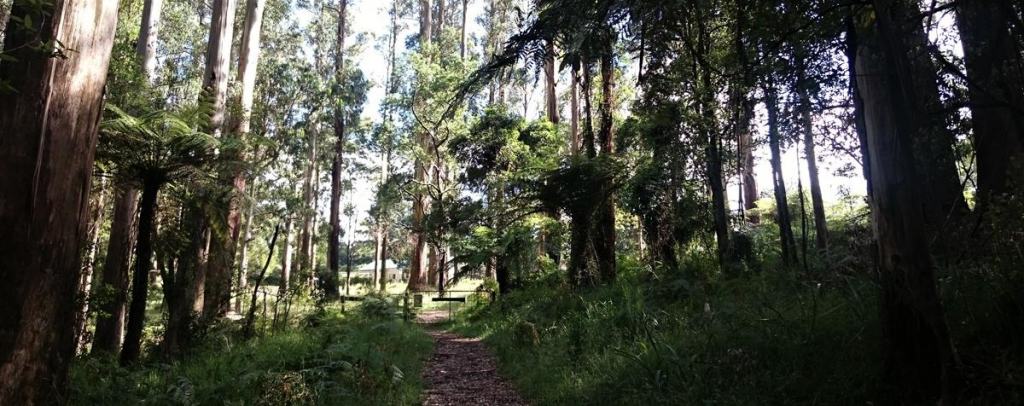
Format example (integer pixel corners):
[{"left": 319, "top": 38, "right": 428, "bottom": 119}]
[
  {"left": 70, "top": 304, "right": 432, "bottom": 405},
  {"left": 450, "top": 265, "right": 881, "bottom": 405}
]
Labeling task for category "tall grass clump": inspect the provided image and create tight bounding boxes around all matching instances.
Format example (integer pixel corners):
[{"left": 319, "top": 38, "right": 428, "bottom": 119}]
[
  {"left": 70, "top": 307, "right": 431, "bottom": 405},
  {"left": 451, "top": 261, "right": 881, "bottom": 405}
]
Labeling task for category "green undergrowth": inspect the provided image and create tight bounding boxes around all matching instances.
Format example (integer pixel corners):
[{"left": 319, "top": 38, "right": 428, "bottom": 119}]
[
  {"left": 451, "top": 263, "right": 882, "bottom": 405},
  {"left": 70, "top": 299, "right": 432, "bottom": 405}
]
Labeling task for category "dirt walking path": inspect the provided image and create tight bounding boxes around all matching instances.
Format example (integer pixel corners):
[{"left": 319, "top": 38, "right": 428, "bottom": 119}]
[{"left": 417, "top": 310, "right": 527, "bottom": 406}]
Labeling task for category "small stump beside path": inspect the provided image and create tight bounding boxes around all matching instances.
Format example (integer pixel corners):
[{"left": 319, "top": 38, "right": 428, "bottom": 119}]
[{"left": 416, "top": 310, "right": 528, "bottom": 406}]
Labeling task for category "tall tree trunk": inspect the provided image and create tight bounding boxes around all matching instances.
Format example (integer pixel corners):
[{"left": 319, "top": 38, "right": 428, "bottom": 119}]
[
  {"left": 798, "top": 84, "right": 828, "bottom": 252},
  {"left": 235, "top": 192, "right": 255, "bottom": 313},
  {"left": 379, "top": 234, "right": 389, "bottom": 291},
  {"left": 91, "top": 0, "right": 160, "bottom": 353},
  {"left": 137, "top": 0, "right": 163, "bottom": 82},
  {"left": 0, "top": 0, "right": 119, "bottom": 400},
  {"left": 844, "top": 12, "right": 873, "bottom": 199},
  {"left": 699, "top": 58, "right": 729, "bottom": 267},
  {"left": 544, "top": 39, "right": 559, "bottom": 124},
  {"left": 75, "top": 178, "right": 108, "bottom": 354},
  {"left": 93, "top": 186, "right": 139, "bottom": 354},
  {"left": 162, "top": 204, "right": 210, "bottom": 357},
  {"left": 408, "top": 0, "right": 433, "bottom": 291},
  {"left": 120, "top": 180, "right": 161, "bottom": 364},
  {"left": 956, "top": 0, "right": 1024, "bottom": 211},
  {"left": 200, "top": 0, "right": 236, "bottom": 135},
  {"left": 856, "top": 2, "right": 961, "bottom": 401},
  {"left": 732, "top": 0, "right": 757, "bottom": 212},
  {"left": 298, "top": 122, "right": 318, "bottom": 281},
  {"left": 279, "top": 216, "right": 293, "bottom": 295},
  {"left": 459, "top": 0, "right": 468, "bottom": 60},
  {"left": 435, "top": 0, "right": 445, "bottom": 41},
  {"left": 594, "top": 34, "right": 616, "bottom": 283},
  {"left": 581, "top": 58, "right": 596, "bottom": 158},
  {"left": 570, "top": 65, "right": 580, "bottom": 155},
  {"left": 327, "top": 0, "right": 348, "bottom": 301},
  {"left": 226, "top": 0, "right": 264, "bottom": 313},
  {"left": 765, "top": 86, "right": 797, "bottom": 265},
  {"left": 201, "top": 0, "right": 238, "bottom": 320},
  {"left": 891, "top": 0, "right": 966, "bottom": 227}
]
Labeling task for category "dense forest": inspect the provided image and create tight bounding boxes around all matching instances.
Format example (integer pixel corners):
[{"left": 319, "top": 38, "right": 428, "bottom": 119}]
[{"left": 1, "top": 0, "right": 1023, "bottom": 404}]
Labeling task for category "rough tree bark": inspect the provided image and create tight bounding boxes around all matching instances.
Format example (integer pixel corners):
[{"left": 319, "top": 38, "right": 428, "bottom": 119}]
[
  {"left": 201, "top": 0, "right": 237, "bottom": 320},
  {"left": 956, "top": 0, "right": 1024, "bottom": 211},
  {"left": 327, "top": 0, "right": 348, "bottom": 300},
  {"left": 92, "top": 185, "right": 139, "bottom": 355},
  {"left": 225, "top": 0, "right": 264, "bottom": 312},
  {"left": 0, "top": 0, "right": 119, "bottom": 401},
  {"left": 855, "top": 2, "right": 961, "bottom": 401}
]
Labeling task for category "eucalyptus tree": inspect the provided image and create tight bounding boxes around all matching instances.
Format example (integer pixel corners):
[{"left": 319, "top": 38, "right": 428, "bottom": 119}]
[
  {"left": 955, "top": 0, "right": 1024, "bottom": 211},
  {"left": 327, "top": 0, "right": 349, "bottom": 300},
  {"left": 95, "top": 106, "right": 221, "bottom": 363},
  {"left": 851, "top": 0, "right": 960, "bottom": 401},
  {"left": 202, "top": 0, "right": 238, "bottom": 320},
  {"left": 0, "top": 0, "right": 119, "bottom": 400}
]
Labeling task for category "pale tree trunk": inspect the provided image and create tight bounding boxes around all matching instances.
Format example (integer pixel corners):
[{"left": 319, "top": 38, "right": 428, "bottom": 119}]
[
  {"left": 234, "top": 191, "right": 255, "bottom": 313},
  {"left": 855, "top": 2, "right": 960, "bottom": 401},
  {"left": 798, "top": 84, "right": 827, "bottom": 252},
  {"left": 0, "top": 0, "right": 119, "bottom": 401},
  {"left": 765, "top": 85, "right": 797, "bottom": 265},
  {"left": 408, "top": 0, "right": 432, "bottom": 291},
  {"left": 298, "top": 123, "right": 318, "bottom": 281},
  {"left": 956, "top": 0, "right": 1024, "bottom": 210},
  {"left": 202, "top": 0, "right": 238, "bottom": 320},
  {"left": 459, "top": 0, "right": 468, "bottom": 60},
  {"left": 224, "top": 0, "right": 263, "bottom": 312},
  {"left": 233, "top": 0, "right": 264, "bottom": 137},
  {"left": 201, "top": 0, "right": 236, "bottom": 135},
  {"left": 327, "top": 0, "right": 348, "bottom": 300},
  {"left": 75, "top": 178, "right": 108, "bottom": 354},
  {"left": 92, "top": 185, "right": 139, "bottom": 355},
  {"left": 137, "top": 0, "right": 163, "bottom": 82},
  {"left": 544, "top": 39, "right": 558, "bottom": 124}
]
